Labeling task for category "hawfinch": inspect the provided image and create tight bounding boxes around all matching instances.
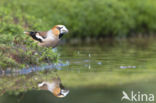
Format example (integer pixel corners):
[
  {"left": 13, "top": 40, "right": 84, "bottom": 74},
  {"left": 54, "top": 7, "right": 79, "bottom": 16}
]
[
  {"left": 38, "top": 77, "right": 69, "bottom": 98},
  {"left": 24, "top": 25, "right": 68, "bottom": 48}
]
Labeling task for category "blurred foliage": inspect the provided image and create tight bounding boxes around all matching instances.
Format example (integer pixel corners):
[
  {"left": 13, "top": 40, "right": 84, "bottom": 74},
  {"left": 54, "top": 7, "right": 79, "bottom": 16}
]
[
  {"left": 0, "top": 0, "right": 156, "bottom": 69},
  {"left": 0, "top": 0, "right": 156, "bottom": 38}
]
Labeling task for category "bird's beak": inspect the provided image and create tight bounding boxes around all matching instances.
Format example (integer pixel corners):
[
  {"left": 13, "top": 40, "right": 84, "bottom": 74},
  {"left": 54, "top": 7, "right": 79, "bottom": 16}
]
[
  {"left": 63, "top": 28, "right": 69, "bottom": 34},
  {"left": 62, "top": 26, "right": 69, "bottom": 34},
  {"left": 57, "top": 89, "right": 70, "bottom": 98},
  {"left": 62, "top": 89, "right": 70, "bottom": 96}
]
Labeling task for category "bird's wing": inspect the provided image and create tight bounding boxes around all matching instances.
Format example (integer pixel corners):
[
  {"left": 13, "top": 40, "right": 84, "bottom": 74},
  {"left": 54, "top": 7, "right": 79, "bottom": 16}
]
[
  {"left": 24, "top": 31, "right": 47, "bottom": 42},
  {"left": 38, "top": 32, "right": 47, "bottom": 38}
]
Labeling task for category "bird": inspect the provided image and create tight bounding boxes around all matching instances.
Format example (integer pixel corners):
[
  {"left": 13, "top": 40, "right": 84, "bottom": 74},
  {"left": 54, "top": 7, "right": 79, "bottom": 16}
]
[
  {"left": 24, "top": 25, "right": 68, "bottom": 48},
  {"left": 38, "top": 77, "right": 69, "bottom": 98}
]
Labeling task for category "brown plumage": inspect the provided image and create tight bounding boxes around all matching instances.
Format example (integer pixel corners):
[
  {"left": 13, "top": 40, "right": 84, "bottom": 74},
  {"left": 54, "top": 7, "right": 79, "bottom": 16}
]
[
  {"left": 38, "top": 77, "right": 69, "bottom": 98},
  {"left": 24, "top": 25, "right": 68, "bottom": 48}
]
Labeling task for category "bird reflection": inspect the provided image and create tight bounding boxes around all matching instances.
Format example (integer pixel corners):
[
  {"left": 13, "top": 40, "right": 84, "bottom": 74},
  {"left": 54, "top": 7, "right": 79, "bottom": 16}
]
[{"left": 38, "top": 77, "right": 69, "bottom": 98}]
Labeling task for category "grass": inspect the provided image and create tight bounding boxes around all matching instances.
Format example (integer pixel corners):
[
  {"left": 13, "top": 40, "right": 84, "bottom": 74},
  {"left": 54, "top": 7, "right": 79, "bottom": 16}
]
[{"left": 0, "top": 43, "right": 58, "bottom": 69}]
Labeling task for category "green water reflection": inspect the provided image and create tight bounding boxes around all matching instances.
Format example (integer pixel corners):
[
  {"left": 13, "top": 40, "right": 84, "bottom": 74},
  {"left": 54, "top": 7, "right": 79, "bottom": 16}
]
[{"left": 0, "top": 37, "right": 156, "bottom": 103}]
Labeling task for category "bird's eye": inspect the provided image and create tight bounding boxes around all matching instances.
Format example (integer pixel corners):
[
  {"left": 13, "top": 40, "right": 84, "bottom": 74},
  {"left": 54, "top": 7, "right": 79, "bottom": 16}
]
[{"left": 57, "top": 27, "right": 63, "bottom": 30}]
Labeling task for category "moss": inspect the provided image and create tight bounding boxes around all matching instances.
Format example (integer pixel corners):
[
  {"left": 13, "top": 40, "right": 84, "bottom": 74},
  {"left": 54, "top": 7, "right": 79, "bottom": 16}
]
[{"left": 0, "top": 42, "right": 58, "bottom": 69}]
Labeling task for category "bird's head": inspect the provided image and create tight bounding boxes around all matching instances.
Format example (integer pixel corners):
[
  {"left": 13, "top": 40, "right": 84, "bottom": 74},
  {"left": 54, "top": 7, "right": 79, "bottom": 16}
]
[
  {"left": 52, "top": 25, "right": 68, "bottom": 39},
  {"left": 56, "top": 25, "right": 69, "bottom": 34},
  {"left": 55, "top": 88, "right": 70, "bottom": 98},
  {"left": 53, "top": 83, "right": 70, "bottom": 98}
]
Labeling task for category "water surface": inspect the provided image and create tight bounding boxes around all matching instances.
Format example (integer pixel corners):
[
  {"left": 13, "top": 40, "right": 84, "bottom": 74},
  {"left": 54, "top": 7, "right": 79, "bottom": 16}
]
[{"left": 0, "top": 37, "right": 156, "bottom": 103}]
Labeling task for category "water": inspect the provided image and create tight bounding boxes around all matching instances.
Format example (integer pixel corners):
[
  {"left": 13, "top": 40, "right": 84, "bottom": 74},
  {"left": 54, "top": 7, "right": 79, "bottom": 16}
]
[{"left": 0, "top": 37, "right": 156, "bottom": 103}]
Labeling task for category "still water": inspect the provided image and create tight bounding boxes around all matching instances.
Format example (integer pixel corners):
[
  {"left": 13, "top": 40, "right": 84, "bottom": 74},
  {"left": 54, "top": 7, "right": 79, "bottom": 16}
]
[{"left": 0, "top": 37, "right": 156, "bottom": 103}]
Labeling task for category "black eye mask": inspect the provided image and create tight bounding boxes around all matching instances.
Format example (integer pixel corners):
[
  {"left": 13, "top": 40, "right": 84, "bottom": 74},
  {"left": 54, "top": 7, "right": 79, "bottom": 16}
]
[{"left": 57, "top": 27, "right": 63, "bottom": 30}]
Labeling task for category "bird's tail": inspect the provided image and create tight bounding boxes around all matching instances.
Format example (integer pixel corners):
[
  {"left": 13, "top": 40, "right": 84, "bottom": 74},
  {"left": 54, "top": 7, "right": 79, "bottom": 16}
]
[
  {"left": 24, "top": 31, "right": 42, "bottom": 42},
  {"left": 24, "top": 31, "right": 30, "bottom": 35},
  {"left": 38, "top": 82, "right": 45, "bottom": 87},
  {"left": 24, "top": 31, "right": 38, "bottom": 36}
]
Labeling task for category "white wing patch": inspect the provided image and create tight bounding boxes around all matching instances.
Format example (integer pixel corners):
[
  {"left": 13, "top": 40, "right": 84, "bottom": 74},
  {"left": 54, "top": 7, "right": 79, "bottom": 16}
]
[
  {"left": 36, "top": 33, "right": 44, "bottom": 40},
  {"left": 38, "top": 82, "right": 46, "bottom": 87}
]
